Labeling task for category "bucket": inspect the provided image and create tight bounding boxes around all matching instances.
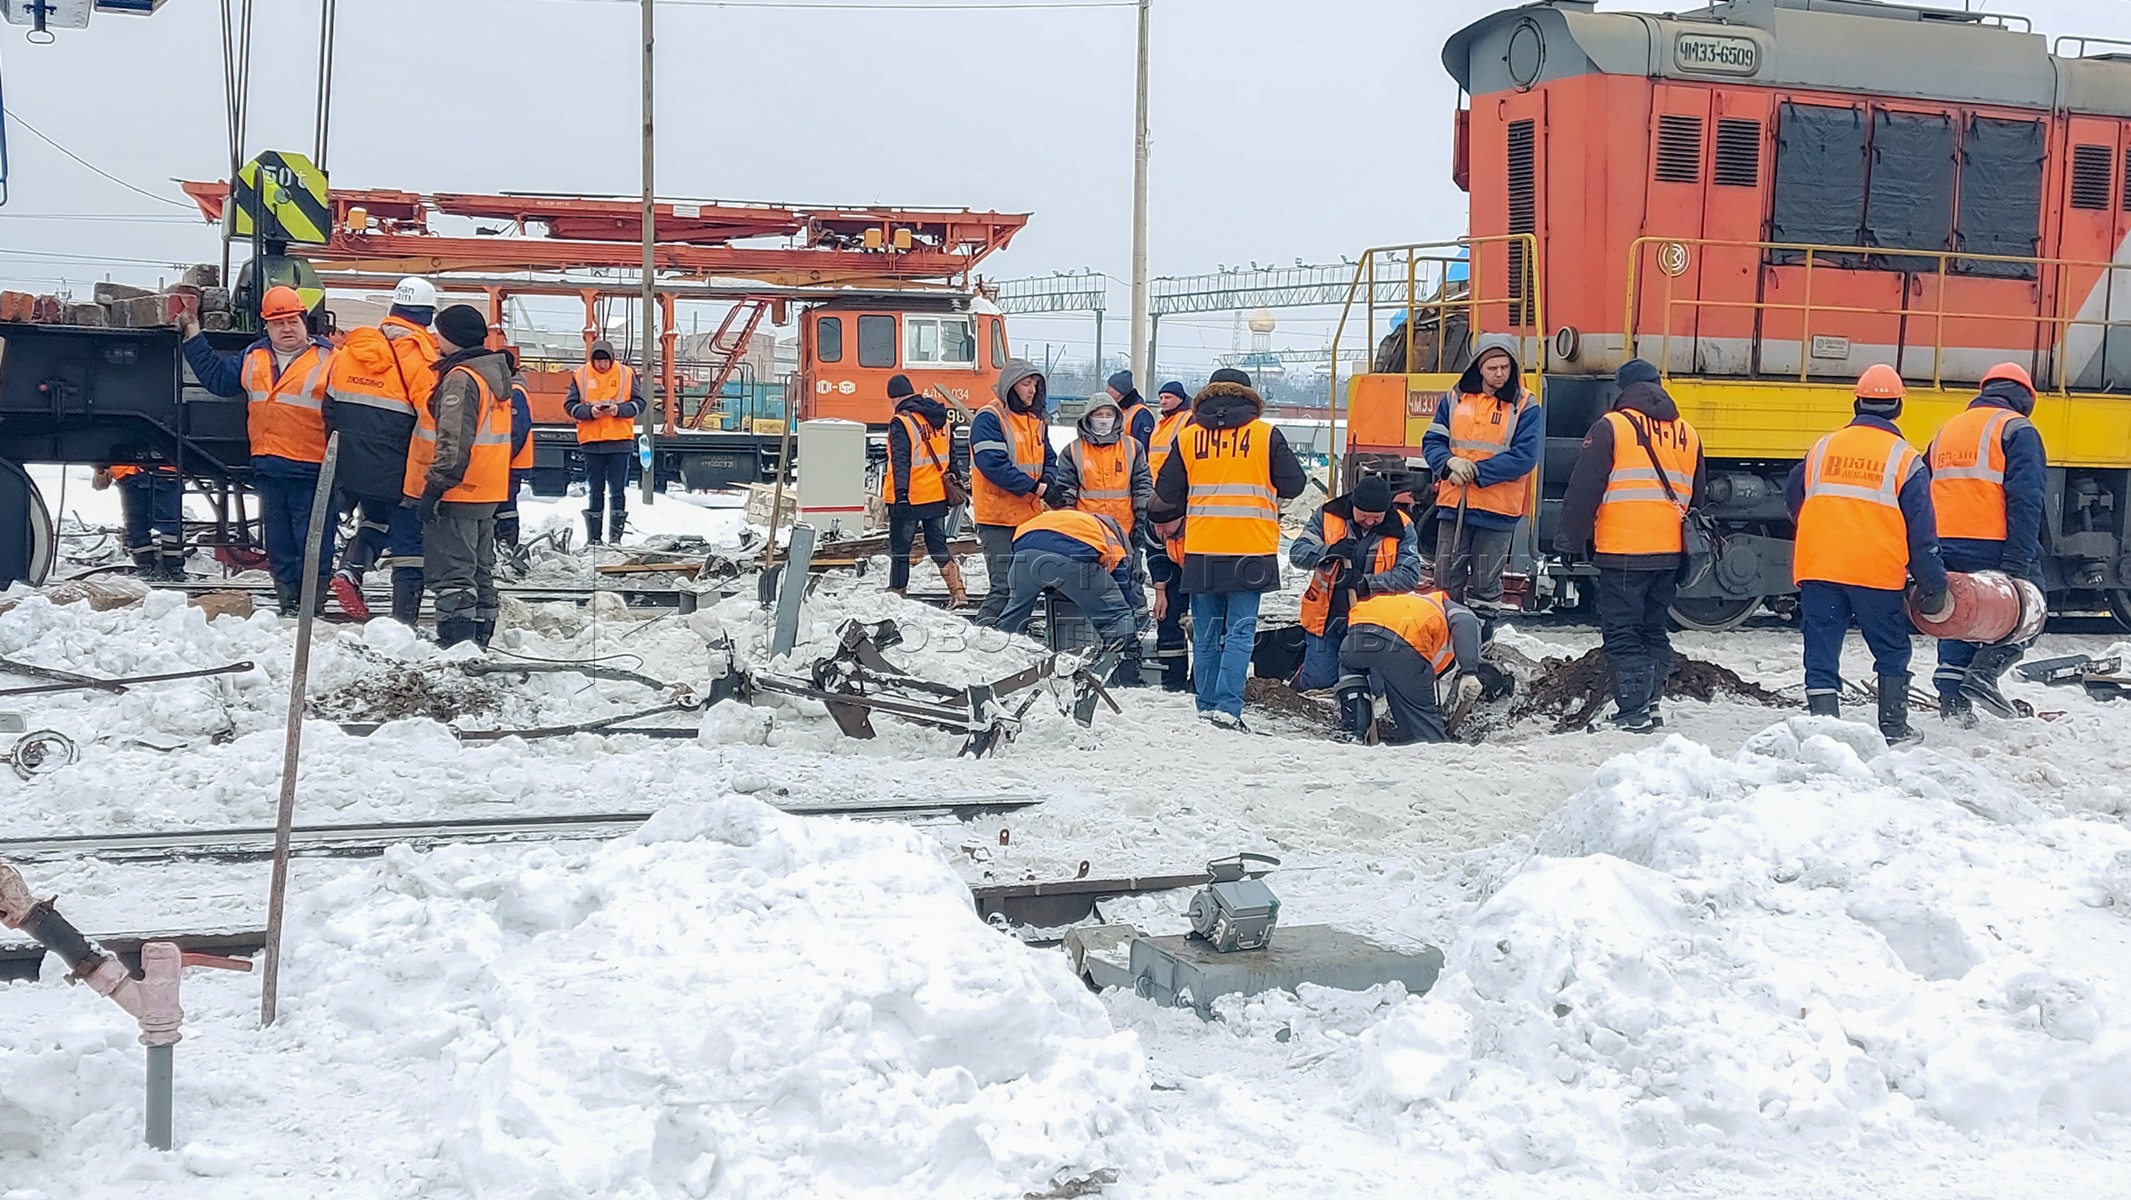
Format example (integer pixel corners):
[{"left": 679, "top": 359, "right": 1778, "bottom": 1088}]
[{"left": 1905, "top": 570, "right": 2046, "bottom": 645}]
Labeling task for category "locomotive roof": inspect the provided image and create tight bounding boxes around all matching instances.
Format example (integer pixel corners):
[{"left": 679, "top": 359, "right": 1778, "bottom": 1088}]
[{"left": 1444, "top": 0, "right": 2131, "bottom": 119}]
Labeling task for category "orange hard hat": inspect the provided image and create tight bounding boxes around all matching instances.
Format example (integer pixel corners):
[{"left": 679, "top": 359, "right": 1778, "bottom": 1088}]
[
  {"left": 259, "top": 286, "right": 307, "bottom": 321},
  {"left": 1855, "top": 364, "right": 1906, "bottom": 401},
  {"left": 1981, "top": 361, "right": 2035, "bottom": 392}
]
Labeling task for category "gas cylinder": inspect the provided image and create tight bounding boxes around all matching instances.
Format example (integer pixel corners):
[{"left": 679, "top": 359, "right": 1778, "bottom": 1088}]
[{"left": 1906, "top": 570, "right": 2045, "bottom": 645}]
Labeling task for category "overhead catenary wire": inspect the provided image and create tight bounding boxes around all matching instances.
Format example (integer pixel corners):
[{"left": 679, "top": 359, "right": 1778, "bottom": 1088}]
[{"left": 0, "top": 108, "right": 191, "bottom": 209}]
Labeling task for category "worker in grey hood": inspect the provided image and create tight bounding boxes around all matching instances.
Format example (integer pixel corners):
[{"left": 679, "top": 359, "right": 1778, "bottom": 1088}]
[
  {"left": 968, "top": 358, "right": 1058, "bottom": 625},
  {"left": 1420, "top": 333, "right": 1541, "bottom": 614}
]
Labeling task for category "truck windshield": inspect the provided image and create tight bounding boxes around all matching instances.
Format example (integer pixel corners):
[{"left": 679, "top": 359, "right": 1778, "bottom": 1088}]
[{"left": 906, "top": 316, "right": 976, "bottom": 367}]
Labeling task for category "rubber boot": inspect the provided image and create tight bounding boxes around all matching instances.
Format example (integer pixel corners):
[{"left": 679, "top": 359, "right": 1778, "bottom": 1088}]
[
  {"left": 583, "top": 509, "right": 604, "bottom": 546},
  {"left": 1807, "top": 693, "right": 1841, "bottom": 718},
  {"left": 273, "top": 581, "right": 299, "bottom": 618},
  {"left": 1959, "top": 643, "right": 2024, "bottom": 719},
  {"left": 131, "top": 552, "right": 157, "bottom": 579},
  {"left": 1336, "top": 673, "right": 1377, "bottom": 744},
  {"left": 1607, "top": 664, "right": 1662, "bottom": 732},
  {"left": 158, "top": 552, "right": 187, "bottom": 584},
  {"left": 1109, "top": 648, "right": 1144, "bottom": 689},
  {"left": 474, "top": 619, "right": 496, "bottom": 649},
  {"left": 608, "top": 510, "right": 627, "bottom": 544},
  {"left": 940, "top": 559, "right": 970, "bottom": 608},
  {"left": 1939, "top": 688, "right": 1977, "bottom": 728},
  {"left": 1878, "top": 673, "right": 1919, "bottom": 745},
  {"left": 329, "top": 570, "right": 372, "bottom": 621},
  {"left": 436, "top": 617, "right": 478, "bottom": 649},
  {"left": 391, "top": 576, "right": 424, "bottom": 626}
]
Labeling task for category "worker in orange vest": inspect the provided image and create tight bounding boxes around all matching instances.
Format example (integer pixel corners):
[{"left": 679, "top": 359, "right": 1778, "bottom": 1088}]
[
  {"left": 180, "top": 285, "right": 341, "bottom": 617},
  {"left": 493, "top": 346, "right": 537, "bottom": 575},
  {"left": 1421, "top": 334, "right": 1541, "bottom": 614},
  {"left": 1151, "top": 367, "right": 1308, "bottom": 728},
  {"left": 91, "top": 464, "right": 185, "bottom": 581},
  {"left": 1926, "top": 362, "right": 2047, "bottom": 722},
  {"left": 1785, "top": 365, "right": 1950, "bottom": 743},
  {"left": 1336, "top": 589, "right": 1483, "bottom": 744},
  {"left": 1288, "top": 474, "right": 1421, "bottom": 690},
  {"left": 320, "top": 276, "right": 438, "bottom": 624},
  {"left": 1053, "top": 393, "right": 1153, "bottom": 629},
  {"left": 970, "top": 359, "right": 1058, "bottom": 626},
  {"left": 995, "top": 508, "right": 1140, "bottom": 684},
  {"left": 880, "top": 374, "right": 968, "bottom": 604},
  {"left": 1143, "top": 380, "right": 1196, "bottom": 686},
  {"left": 1554, "top": 359, "right": 1708, "bottom": 732},
  {"left": 408, "top": 306, "right": 515, "bottom": 648},
  {"left": 564, "top": 339, "right": 644, "bottom": 545}
]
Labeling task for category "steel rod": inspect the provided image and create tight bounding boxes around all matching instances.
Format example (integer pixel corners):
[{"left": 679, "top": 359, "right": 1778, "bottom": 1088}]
[{"left": 145, "top": 1044, "right": 174, "bottom": 1151}]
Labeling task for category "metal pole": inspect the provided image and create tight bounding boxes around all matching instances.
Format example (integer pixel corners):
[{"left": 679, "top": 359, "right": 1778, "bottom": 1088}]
[
  {"left": 1094, "top": 308, "right": 1104, "bottom": 380},
  {"left": 1128, "top": 0, "right": 1151, "bottom": 384},
  {"left": 640, "top": 0, "right": 658, "bottom": 504},
  {"left": 145, "top": 1044, "right": 173, "bottom": 1151},
  {"left": 1147, "top": 311, "right": 1161, "bottom": 379},
  {"left": 259, "top": 433, "right": 339, "bottom": 1028}
]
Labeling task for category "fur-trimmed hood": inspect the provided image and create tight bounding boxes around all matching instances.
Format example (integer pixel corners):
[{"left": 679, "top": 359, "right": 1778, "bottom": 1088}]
[{"left": 1190, "top": 379, "right": 1264, "bottom": 430}]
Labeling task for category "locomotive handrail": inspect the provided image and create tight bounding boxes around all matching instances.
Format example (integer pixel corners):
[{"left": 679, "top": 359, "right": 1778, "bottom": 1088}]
[
  {"left": 1327, "top": 233, "right": 1543, "bottom": 490},
  {"left": 1622, "top": 235, "right": 2131, "bottom": 396}
]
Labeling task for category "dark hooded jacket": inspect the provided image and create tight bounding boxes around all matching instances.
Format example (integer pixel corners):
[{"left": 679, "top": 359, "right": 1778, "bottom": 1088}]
[
  {"left": 1116, "top": 387, "right": 1156, "bottom": 450},
  {"left": 564, "top": 339, "right": 647, "bottom": 452},
  {"left": 886, "top": 392, "right": 955, "bottom": 513},
  {"left": 1420, "top": 333, "right": 1544, "bottom": 532},
  {"left": 1555, "top": 379, "right": 1709, "bottom": 570},
  {"left": 1929, "top": 380, "right": 2047, "bottom": 580},
  {"left": 416, "top": 346, "right": 515, "bottom": 509},
  {"left": 1151, "top": 378, "right": 1308, "bottom": 594}
]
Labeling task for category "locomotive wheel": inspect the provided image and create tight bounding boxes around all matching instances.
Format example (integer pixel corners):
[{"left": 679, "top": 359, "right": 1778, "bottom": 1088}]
[
  {"left": 2107, "top": 590, "right": 2131, "bottom": 633},
  {"left": 0, "top": 461, "right": 56, "bottom": 589},
  {"left": 1669, "top": 595, "right": 1763, "bottom": 632}
]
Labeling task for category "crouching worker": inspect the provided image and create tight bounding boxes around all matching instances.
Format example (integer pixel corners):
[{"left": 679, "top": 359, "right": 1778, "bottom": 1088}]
[
  {"left": 995, "top": 508, "right": 1142, "bottom": 686},
  {"left": 1289, "top": 473, "right": 1420, "bottom": 690},
  {"left": 1336, "top": 589, "right": 1482, "bottom": 744}
]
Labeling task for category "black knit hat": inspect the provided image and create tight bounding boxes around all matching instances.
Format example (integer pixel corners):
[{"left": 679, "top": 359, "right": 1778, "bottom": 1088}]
[
  {"left": 434, "top": 304, "right": 488, "bottom": 351},
  {"left": 1351, "top": 475, "right": 1394, "bottom": 513},
  {"left": 1208, "top": 367, "right": 1253, "bottom": 388},
  {"left": 887, "top": 373, "right": 916, "bottom": 399}
]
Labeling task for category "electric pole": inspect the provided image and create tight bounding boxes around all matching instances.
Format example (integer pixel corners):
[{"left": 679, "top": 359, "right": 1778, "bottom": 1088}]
[
  {"left": 640, "top": 0, "right": 658, "bottom": 503},
  {"left": 1129, "top": 0, "right": 1151, "bottom": 386}
]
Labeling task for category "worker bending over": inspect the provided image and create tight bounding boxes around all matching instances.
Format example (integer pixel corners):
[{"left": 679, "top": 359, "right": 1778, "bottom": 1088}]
[
  {"left": 1288, "top": 474, "right": 1421, "bottom": 691},
  {"left": 994, "top": 508, "right": 1141, "bottom": 686},
  {"left": 1422, "top": 334, "right": 1541, "bottom": 614},
  {"left": 181, "top": 285, "right": 340, "bottom": 617},
  {"left": 323, "top": 276, "right": 438, "bottom": 623},
  {"left": 1554, "top": 358, "right": 1707, "bottom": 732},
  {"left": 881, "top": 374, "right": 968, "bottom": 604},
  {"left": 1336, "top": 590, "right": 1483, "bottom": 745},
  {"left": 970, "top": 360, "right": 1057, "bottom": 626},
  {"left": 408, "top": 306, "right": 514, "bottom": 648},
  {"left": 92, "top": 465, "right": 184, "bottom": 581},
  {"left": 1053, "top": 392, "right": 1153, "bottom": 628},
  {"left": 565, "top": 340, "right": 643, "bottom": 545},
  {"left": 1786, "top": 365, "right": 1949, "bottom": 743},
  {"left": 1928, "top": 362, "right": 2047, "bottom": 722}
]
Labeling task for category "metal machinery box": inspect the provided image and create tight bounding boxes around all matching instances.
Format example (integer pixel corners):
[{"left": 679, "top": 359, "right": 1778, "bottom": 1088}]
[
  {"left": 794, "top": 419, "right": 869, "bottom": 537},
  {"left": 1128, "top": 926, "right": 1445, "bottom": 1018}
]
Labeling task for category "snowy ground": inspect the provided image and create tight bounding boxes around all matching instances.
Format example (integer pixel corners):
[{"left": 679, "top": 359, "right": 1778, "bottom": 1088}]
[{"left": 6, "top": 473, "right": 2131, "bottom": 1197}]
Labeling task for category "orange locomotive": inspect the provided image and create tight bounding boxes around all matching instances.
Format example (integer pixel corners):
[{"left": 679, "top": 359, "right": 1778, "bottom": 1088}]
[{"left": 1347, "top": 0, "right": 2131, "bottom": 629}]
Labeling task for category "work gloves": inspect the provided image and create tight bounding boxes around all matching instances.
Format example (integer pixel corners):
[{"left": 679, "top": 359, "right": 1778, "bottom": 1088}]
[
  {"left": 1455, "top": 674, "right": 1483, "bottom": 705},
  {"left": 1323, "top": 536, "right": 1359, "bottom": 564},
  {"left": 412, "top": 490, "right": 444, "bottom": 525},
  {"left": 1911, "top": 581, "right": 1953, "bottom": 621},
  {"left": 1444, "top": 457, "right": 1479, "bottom": 485}
]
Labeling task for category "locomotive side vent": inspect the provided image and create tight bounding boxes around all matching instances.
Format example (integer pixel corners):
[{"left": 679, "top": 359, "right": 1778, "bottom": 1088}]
[
  {"left": 1656, "top": 114, "right": 1705, "bottom": 184},
  {"left": 1715, "top": 119, "right": 1762, "bottom": 188},
  {"left": 1508, "top": 118, "right": 1536, "bottom": 326},
  {"left": 2121, "top": 153, "right": 2131, "bottom": 213},
  {"left": 2072, "top": 144, "right": 2112, "bottom": 211}
]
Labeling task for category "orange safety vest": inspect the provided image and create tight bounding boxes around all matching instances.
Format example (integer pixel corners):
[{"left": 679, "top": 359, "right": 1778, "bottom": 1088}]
[
  {"left": 1347, "top": 590, "right": 1456, "bottom": 672},
  {"left": 573, "top": 363, "right": 638, "bottom": 445},
  {"left": 1181, "top": 418, "right": 1280, "bottom": 557},
  {"left": 971, "top": 400, "right": 1050, "bottom": 527},
  {"left": 1593, "top": 410, "right": 1701, "bottom": 556},
  {"left": 1299, "top": 510, "right": 1403, "bottom": 636},
  {"left": 1014, "top": 508, "right": 1128, "bottom": 572},
  {"left": 327, "top": 316, "right": 436, "bottom": 421},
  {"left": 510, "top": 384, "right": 536, "bottom": 471},
  {"left": 1439, "top": 390, "right": 1536, "bottom": 518},
  {"left": 1929, "top": 405, "right": 2022, "bottom": 542},
  {"left": 241, "top": 343, "right": 333, "bottom": 464},
  {"left": 404, "top": 366, "right": 513, "bottom": 504},
  {"left": 1148, "top": 407, "right": 1191, "bottom": 479},
  {"left": 881, "top": 411, "right": 950, "bottom": 506},
  {"left": 1064, "top": 437, "right": 1141, "bottom": 535},
  {"left": 108, "top": 465, "right": 176, "bottom": 481},
  {"left": 1793, "top": 423, "right": 1922, "bottom": 590}
]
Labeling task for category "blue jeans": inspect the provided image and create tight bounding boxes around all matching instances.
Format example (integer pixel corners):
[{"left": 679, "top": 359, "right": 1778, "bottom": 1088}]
[
  {"left": 1293, "top": 628, "right": 1343, "bottom": 690},
  {"left": 583, "top": 448, "right": 632, "bottom": 514},
  {"left": 1191, "top": 590, "right": 1262, "bottom": 718},
  {"left": 1800, "top": 580, "right": 1911, "bottom": 697},
  {"left": 254, "top": 469, "right": 335, "bottom": 594}
]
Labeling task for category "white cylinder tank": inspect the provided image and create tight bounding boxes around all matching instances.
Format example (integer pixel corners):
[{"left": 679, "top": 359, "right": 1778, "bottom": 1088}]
[{"left": 795, "top": 419, "right": 870, "bottom": 537}]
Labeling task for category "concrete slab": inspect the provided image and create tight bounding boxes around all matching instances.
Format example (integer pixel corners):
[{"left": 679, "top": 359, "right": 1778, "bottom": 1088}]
[{"left": 1128, "top": 925, "right": 1444, "bottom": 1018}]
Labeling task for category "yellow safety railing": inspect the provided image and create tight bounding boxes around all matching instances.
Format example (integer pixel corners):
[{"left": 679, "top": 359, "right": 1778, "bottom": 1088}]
[
  {"left": 1327, "top": 233, "right": 1543, "bottom": 489},
  {"left": 1622, "top": 235, "right": 2131, "bottom": 395}
]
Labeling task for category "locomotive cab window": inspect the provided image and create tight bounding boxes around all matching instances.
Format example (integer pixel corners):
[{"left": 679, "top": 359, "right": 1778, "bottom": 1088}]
[
  {"left": 991, "top": 317, "right": 1008, "bottom": 368},
  {"left": 816, "top": 317, "right": 843, "bottom": 364},
  {"left": 857, "top": 314, "right": 898, "bottom": 368},
  {"left": 906, "top": 316, "right": 977, "bottom": 367}
]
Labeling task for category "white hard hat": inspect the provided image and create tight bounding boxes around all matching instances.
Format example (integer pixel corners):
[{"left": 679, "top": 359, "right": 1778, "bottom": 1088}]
[{"left": 392, "top": 276, "right": 439, "bottom": 309}]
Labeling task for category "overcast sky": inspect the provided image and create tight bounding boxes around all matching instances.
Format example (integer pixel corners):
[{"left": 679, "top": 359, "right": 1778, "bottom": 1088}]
[{"left": 1, "top": 0, "right": 2125, "bottom": 374}]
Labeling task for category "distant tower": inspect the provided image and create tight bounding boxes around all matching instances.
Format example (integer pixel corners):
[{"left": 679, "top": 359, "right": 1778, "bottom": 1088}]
[{"left": 1249, "top": 309, "right": 1276, "bottom": 354}]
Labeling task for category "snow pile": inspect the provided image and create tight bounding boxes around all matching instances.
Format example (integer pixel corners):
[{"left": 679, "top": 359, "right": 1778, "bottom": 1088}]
[
  {"left": 0, "top": 795, "right": 1147, "bottom": 1198},
  {"left": 1351, "top": 717, "right": 2131, "bottom": 1183}
]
